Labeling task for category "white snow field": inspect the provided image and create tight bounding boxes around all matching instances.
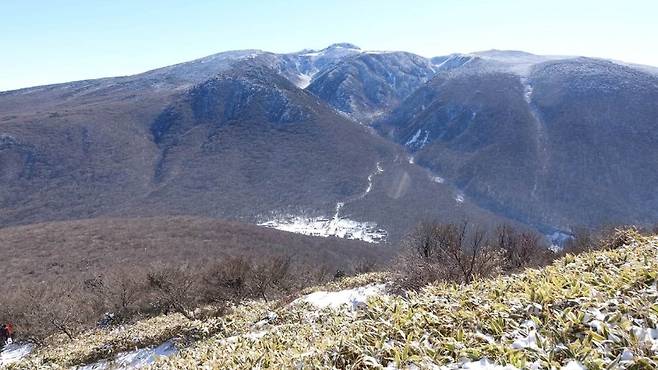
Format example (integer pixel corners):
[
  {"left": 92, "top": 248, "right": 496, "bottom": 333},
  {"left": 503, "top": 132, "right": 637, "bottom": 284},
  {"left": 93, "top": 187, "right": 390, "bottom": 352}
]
[
  {"left": 295, "top": 284, "right": 387, "bottom": 310},
  {"left": 259, "top": 162, "right": 387, "bottom": 243}
]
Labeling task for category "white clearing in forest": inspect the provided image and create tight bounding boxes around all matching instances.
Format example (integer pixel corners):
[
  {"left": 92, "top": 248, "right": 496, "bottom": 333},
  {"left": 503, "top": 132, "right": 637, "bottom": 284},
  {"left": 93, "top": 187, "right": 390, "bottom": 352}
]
[
  {"left": 259, "top": 162, "right": 387, "bottom": 243},
  {"left": 296, "top": 284, "right": 387, "bottom": 310},
  {"left": 259, "top": 216, "right": 387, "bottom": 243}
]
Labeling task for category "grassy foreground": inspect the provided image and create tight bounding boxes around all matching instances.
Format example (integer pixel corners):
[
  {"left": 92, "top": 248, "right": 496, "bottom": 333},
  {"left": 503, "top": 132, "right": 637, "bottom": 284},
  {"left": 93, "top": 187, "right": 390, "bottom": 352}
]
[{"left": 7, "top": 233, "right": 658, "bottom": 369}]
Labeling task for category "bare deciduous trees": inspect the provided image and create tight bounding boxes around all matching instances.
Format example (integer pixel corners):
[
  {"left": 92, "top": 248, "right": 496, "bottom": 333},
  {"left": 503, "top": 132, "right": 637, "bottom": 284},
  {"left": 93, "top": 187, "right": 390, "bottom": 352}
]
[
  {"left": 147, "top": 266, "right": 199, "bottom": 320},
  {"left": 396, "top": 221, "right": 552, "bottom": 291}
]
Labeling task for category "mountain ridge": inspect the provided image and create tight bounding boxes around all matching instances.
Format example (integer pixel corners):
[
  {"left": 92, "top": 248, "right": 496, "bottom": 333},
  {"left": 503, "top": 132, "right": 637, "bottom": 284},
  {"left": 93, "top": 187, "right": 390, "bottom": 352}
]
[{"left": 1, "top": 43, "right": 657, "bottom": 243}]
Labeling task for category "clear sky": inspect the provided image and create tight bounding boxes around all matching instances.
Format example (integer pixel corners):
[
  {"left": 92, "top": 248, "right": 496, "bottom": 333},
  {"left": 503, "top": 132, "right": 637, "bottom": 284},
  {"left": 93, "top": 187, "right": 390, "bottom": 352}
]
[{"left": 1, "top": 0, "right": 656, "bottom": 91}]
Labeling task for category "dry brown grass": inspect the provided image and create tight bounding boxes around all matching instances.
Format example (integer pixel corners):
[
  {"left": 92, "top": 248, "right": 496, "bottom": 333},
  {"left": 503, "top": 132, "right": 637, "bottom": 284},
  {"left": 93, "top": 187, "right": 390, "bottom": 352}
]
[{"left": 0, "top": 216, "right": 393, "bottom": 296}]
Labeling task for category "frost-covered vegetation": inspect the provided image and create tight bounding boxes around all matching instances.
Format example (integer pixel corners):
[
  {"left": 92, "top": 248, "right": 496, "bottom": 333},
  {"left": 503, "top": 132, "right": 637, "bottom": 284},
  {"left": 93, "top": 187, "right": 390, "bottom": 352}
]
[
  {"left": 3, "top": 228, "right": 658, "bottom": 369},
  {"left": 144, "top": 230, "right": 658, "bottom": 369}
]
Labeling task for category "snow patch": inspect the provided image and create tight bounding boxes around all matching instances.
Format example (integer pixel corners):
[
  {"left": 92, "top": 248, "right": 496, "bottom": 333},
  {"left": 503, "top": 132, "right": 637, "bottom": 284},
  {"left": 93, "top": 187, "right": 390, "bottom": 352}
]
[
  {"left": 75, "top": 340, "right": 177, "bottom": 370},
  {"left": 405, "top": 129, "right": 422, "bottom": 147},
  {"left": 455, "top": 191, "right": 465, "bottom": 203},
  {"left": 431, "top": 176, "right": 445, "bottom": 184},
  {"left": 521, "top": 77, "right": 533, "bottom": 104},
  {"left": 511, "top": 329, "right": 541, "bottom": 350},
  {"left": 220, "top": 331, "right": 268, "bottom": 345},
  {"left": 259, "top": 216, "right": 387, "bottom": 243},
  {"left": 259, "top": 162, "right": 386, "bottom": 243},
  {"left": 0, "top": 343, "right": 34, "bottom": 366},
  {"left": 631, "top": 326, "right": 658, "bottom": 351},
  {"left": 438, "top": 358, "right": 523, "bottom": 370},
  {"left": 405, "top": 130, "right": 430, "bottom": 150},
  {"left": 295, "top": 73, "right": 313, "bottom": 88},
  {"left": 561, "top": 361, "right": 586, "bottom": 370},
  {"left": 365, "top": 162, "right": 384, "bottom": 194},
  {"left": 296, "top": 284, "right": 387, "bottom": 310}
]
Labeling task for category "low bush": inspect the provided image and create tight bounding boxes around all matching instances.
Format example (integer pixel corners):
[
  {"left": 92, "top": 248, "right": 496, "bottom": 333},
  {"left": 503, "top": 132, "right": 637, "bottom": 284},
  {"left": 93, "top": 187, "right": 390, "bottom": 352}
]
[{"left": 394, "top": 221, "right": 569, "bottom": 291}]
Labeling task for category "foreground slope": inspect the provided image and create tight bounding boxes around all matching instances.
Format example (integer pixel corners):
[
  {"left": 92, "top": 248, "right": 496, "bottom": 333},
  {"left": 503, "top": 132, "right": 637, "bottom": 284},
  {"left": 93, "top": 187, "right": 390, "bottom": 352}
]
[
  {"left": 155, "top": 233, "right": 658, "bottom": 369},
  {"left": 9, "top": 232, "right": 658, "bottom": 369}
]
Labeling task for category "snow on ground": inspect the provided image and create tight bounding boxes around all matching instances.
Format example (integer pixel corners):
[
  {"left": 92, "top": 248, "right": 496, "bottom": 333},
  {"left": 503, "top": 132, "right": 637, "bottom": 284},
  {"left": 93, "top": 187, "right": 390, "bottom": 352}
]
[
  {"left": 364, "top": 162, "right": 384, "bottom": 194},
  {"left": 75, "top": 340, "right": 177, "bottom": 370},
  {"left": 259, "top": 216, "right": 387, "bottom": 243},
  {"left": 631, "top": 326, "right": 658, "bottom": 351},
  {"left": 438, "top": 358, "right": 523, "bottom": 370},
  {"left": 404, "top": 130, "right": 430, "bottom": 150},
  {"left": 405, "top": 129, "right": 422, "bottom": 147},
  {"left": 431, "top": 175, "right": 445, "bottom": 184},
  {"left": 520, "top": 77, "right": 534, "bottom": 104},
  {"left": 510, "top": 320, "right": 542, "bottom": 350},
  {"left": 260, "top": 162, "right": 387, "bottom": 243},
  {"left": 219, "top": 331, "right": 268, "bottom": 345},
  {"left": 455, "top": 191, "right": 465, "bottom": 203},
  {"left": 0, "top": 343, "right": 34, "bottom": 366},
  {"left": 295, "top": 73, "right": 313, "bottom": 88},
  {"left": 296, "top": 284, "right": 387, "bottom": 310},
  {"left": 560, "top": 361, "right": 586, "bottom": 370}
]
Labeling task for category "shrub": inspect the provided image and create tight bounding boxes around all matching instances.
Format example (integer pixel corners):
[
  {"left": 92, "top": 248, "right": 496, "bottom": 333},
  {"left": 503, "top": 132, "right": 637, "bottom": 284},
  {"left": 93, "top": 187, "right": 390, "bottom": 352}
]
[
  {"left": 395, "top": 221, "right": 503, "bottom": 290},
  {"left": 564, "top": 225, "right": 640, "bottom": 254},
  {"left": 201, "top": 256, "right": 252, "bottom": 304},
  {"left": 494, "top": 225, "right": 554, "bottom": 271},
  {"left": 83, "top": 268, "right": 145, "bottom": 321},
  {"left": 146, "top": 265, "right": 200, "bottom": 320},
  {"left": 6, "top": 281, "right": 95, "bottom": 343},
  {"left": 249, "top": 255, "right": 292, "bottom": 302}
]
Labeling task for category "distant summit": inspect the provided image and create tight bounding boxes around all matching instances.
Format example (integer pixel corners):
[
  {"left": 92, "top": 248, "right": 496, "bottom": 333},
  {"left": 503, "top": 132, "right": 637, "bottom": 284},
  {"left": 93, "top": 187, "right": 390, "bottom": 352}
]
[
  {"left": 323, "top": 43, "right": 361, "bottom": 50},
  {"left": 473, "top": 49, "right": 537, "bottom": 58}
]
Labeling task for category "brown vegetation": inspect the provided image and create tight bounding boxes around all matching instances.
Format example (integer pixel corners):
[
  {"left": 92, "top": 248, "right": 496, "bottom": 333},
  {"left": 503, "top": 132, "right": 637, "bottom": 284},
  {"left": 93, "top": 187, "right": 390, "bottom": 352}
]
[
  {"left": 0, "top": 216, "right": 393, "bottom": 296},
  {"left": 394, "top": 221, "right": 555, "bottom": 291},
  {"left": 0, "top": 250, "right": 344, "bottom": 344}
]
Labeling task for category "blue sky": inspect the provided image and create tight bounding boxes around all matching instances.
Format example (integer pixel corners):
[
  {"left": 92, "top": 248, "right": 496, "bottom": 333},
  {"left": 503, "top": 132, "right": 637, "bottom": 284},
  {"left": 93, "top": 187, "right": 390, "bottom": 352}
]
[{"left": 1, "top": 0, "right": 656, "bottom": 91}]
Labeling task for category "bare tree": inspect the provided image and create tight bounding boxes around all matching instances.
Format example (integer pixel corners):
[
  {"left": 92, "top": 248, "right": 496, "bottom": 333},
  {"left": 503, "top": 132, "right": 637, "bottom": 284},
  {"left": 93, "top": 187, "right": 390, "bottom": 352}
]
[
  {"left": 250, "top": 255, "right": 291, "bottom": 302},
  {"left": 397, "top": 220, "right": 503, "bottom": 288},
  {"left": 495, "top": 225, "right": 553, "bottom": 271},
  {"left": 9, "top": 281, "right": 94, "bottom": 343},
  {"left": 146, "top": 265, "right": 199, "bottom": 320},
  {"left": 201, "top": 256, "right": 252, "bottom": 304},
  {"left": 83, "top": 268, "right": 144, "bottom": 320}
]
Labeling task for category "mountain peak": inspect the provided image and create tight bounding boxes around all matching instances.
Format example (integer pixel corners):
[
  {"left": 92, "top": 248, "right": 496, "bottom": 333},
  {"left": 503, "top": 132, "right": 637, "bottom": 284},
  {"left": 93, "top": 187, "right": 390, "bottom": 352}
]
[
  {"left": 473, "top": 49, "right": 537, "bottom": 58},
  {"left": 324, "top": 43, "right": 361, "bottom": 51}
]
